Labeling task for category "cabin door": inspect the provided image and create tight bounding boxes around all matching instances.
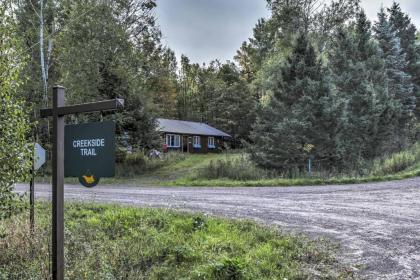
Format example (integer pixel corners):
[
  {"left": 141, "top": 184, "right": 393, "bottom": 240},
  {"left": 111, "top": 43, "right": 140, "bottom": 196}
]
[{"left": 182, "top": 135, "right": 188, "bottom": 152}]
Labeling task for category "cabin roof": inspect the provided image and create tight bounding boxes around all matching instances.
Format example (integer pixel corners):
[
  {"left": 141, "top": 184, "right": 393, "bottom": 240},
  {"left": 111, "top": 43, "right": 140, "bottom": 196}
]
[{"left": 157, "top": 118, "right": 231, "bottom": 138}]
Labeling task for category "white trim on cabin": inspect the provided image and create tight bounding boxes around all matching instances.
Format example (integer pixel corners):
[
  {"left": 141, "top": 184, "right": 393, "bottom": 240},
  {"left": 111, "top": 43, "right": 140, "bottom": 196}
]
[
  {"left": 193, "top": 136, "right": 201, "bottom": 148},
  {"left": 208, "top": 137, "right": 215, "bottom": 149},
  {"left": 166, "top": 134, "right": 181, "bottom": 148}
]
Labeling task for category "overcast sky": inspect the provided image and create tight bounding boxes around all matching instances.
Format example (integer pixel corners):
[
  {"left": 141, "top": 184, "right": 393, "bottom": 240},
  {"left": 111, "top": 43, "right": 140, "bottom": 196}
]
[{"left": 156, "top": 0, "right": 420, "bottom": 64}]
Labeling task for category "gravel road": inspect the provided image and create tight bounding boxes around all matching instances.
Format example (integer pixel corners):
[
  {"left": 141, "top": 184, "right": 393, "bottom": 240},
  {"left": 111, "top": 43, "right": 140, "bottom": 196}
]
[{"left": 14, "top": 178, "right": 420, "bottom": 279}]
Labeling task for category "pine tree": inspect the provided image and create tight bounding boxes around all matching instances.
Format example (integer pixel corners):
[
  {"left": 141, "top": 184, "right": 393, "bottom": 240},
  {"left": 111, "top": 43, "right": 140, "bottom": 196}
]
[
  {"left": 387, "top": 2, "right": 420, "bottom": 119},
  {"left": 374, "top": 8, "right": 415, "bottom": 147},
  {"left": 235, "top": 0, "right": 360, "bottom": 84},
  {"left": 212, "top": 63, "right": 256, "bottom": 148},
  {"left": 250, "top": 34, "right": 338, "bottom": 170},
  {"left": 328, "top": 11, "right": 398, "bottom": 166}
]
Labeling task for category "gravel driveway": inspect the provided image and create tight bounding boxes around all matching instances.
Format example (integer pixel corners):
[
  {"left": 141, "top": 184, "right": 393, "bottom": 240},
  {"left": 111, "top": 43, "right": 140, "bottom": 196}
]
[{"left": 14, "top": 177, "right": 420, "bottom": 279}]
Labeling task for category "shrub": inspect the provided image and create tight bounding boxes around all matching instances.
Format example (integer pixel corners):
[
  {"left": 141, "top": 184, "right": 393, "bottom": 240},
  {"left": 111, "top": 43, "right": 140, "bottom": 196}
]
[
  {"left": 211, "top": 258, "right": 245, "bottom": 280},
  {"left": 192, "top": 216, "right": 207, "bottom": 231}
]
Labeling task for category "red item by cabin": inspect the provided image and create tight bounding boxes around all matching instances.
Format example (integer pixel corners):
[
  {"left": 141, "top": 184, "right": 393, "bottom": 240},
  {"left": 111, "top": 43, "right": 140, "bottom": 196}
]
[{"left": 163, "top": 143, "right": 168, "bottom": 152}]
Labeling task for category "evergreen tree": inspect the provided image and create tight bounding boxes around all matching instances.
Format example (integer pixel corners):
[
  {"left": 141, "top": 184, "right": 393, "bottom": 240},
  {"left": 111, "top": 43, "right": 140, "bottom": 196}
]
[
  {"left": 212, "top": 63, "right": 256, "bottom": 148},
  {"left": 387, "top": 2, "right": 420, "bottom": 119},
  {"left": 235, "top": 0, "right": 359, "bottom": 85},
  {"left": 329, "top": 11, "right": 398, "bottom": 165},
  {"left": 374, "top": 8, "right": 415, "bottom": 147},
  {"left": 250, "top": 34, "right": 337, "bottom": 170}
]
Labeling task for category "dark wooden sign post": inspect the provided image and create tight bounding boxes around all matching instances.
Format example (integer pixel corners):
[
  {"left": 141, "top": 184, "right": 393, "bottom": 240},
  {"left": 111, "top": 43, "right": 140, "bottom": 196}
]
[{"left": 40, "top": 86, "right": 124, "bottom": 280}]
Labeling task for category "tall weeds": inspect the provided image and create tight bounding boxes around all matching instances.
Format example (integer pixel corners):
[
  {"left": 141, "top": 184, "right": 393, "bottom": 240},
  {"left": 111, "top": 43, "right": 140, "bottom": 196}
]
[
  {"left": 116, "top": 151, "right": 186, "bottom": 177},
  {"left": 370, "top": 143, "right": 420, "bottom": 176},
  {"left": 196, "top": 154, "right": 274, "bottom": 180},
  {"left": 194, "top": 143, "right": 420, "bottom": 181}
]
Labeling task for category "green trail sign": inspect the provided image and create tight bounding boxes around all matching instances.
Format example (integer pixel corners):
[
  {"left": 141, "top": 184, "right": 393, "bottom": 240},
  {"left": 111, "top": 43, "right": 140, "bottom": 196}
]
[
  {"left": 65, "top": 121, "right": 115, "bottom": 187},
  {"left": 41, "top": 86, "right": 124, "bottom": 280}
]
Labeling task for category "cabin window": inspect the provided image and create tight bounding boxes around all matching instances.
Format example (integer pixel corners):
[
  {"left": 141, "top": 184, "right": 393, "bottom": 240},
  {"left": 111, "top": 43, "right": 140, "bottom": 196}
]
[
  {"left": 193, "top": 136, "right": 201, "bottom": 148},
  {"left": 208, "top": 137, "right": 215, "bottom": 149},
  {"left": 166, "top": 134, "right": 180, "bottom": 147}
]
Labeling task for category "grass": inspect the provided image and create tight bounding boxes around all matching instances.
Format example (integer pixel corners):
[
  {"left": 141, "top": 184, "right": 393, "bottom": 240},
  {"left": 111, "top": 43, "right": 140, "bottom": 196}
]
[
  {"left": 0, "top": 203, "right": 355, "bottom": 279},
  {"left": 169, "top": 168, "right": 420, "bottom": 187},
  {"left": 35, "top": 152, "right": 236, "bottom": 185},
  {"left": 34, "top": 143, "right": 420, "bottom": 187},
  {"left": 166, "top": 144, "right": 420, "bottom": 187},
  {"left": 149, "top": 153, "right": 234, "bottom": 178}
]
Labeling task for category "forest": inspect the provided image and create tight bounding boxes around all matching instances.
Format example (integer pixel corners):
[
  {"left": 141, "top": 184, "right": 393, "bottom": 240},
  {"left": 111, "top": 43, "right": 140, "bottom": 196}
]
[
  {"left": 3, "top": 2, "right": 420, "bottom": 278},
  {"left": 2, "top": 0, "right": 420, "bottom": 176}
]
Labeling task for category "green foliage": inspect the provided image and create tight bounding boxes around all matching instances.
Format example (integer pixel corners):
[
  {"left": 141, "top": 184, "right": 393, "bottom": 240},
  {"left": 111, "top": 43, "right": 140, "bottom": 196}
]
[
  {"left": 196, "top": 155, "right": 272, "bottom": 181},
  {"left": 249, "top": 5, "right": 419, "bottom": 172},
  {"left": 10, "top": 0, "right": 420, "bottom": 178},
  {"left": 328, "top": 11, "right": 399, "bottom": 165},
  {"left": 116, "top": 151, "right": 186, "bottom": 177},
  {"left": 387, "top": 2, "right": 420, "bottom": 119},
  {"left": 0, "top": 203, "right": 354, "bottom": 279},
  {"left": 14, "top": 0, "right": 162, "bottom": 150},
  {"left": 150, "top": 49, "right": 179, "bottom": 118},
  {"left": 250, "top": 34, "right": 338, "bottom": 170},
  {"left": 54, "top": 147, "right": 420, "bottom": 187},
  {"left": 211, "top": 258, "right": 245, "bottom": 280},
  {"left": 56, "top": 0, "right": 161, "bottom": 149},
  {"left": 235, "top": 0, "right": 360, "bottom": 84},
  {"left": 212, "top": 63, "right": 257, "bottom": 147},
  {"left": 373, "top": 152, "right": 416, "bottom": 176},
  {"left": 192, "top": 216, "right": 207, "bottom": 231},
  {"left": 374, "top": 8, "right": 416, "bottom": 148},
  {"left": 0, "top": 6, "right": 31, "bottom": 220},
  {"left": 371, "top": 143, "right": 420, "bottom": 176},
  {"left": 171, "top": 144, "right": 420, "bottom": 186},
  {"left": 177, "top": 59, "right": 256, "bottom": 147}
]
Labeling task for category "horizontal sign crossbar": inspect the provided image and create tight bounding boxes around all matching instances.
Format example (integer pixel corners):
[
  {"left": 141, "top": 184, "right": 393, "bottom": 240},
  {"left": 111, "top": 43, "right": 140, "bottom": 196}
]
[{"left": 40, "top": 99, "right": 124, "bottom": 118}]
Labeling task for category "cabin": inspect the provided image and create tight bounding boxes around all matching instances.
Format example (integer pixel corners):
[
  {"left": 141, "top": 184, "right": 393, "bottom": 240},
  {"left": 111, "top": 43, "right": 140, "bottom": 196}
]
[{"left": 157, "top": 118, "right": 231, "bottom": 153}]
